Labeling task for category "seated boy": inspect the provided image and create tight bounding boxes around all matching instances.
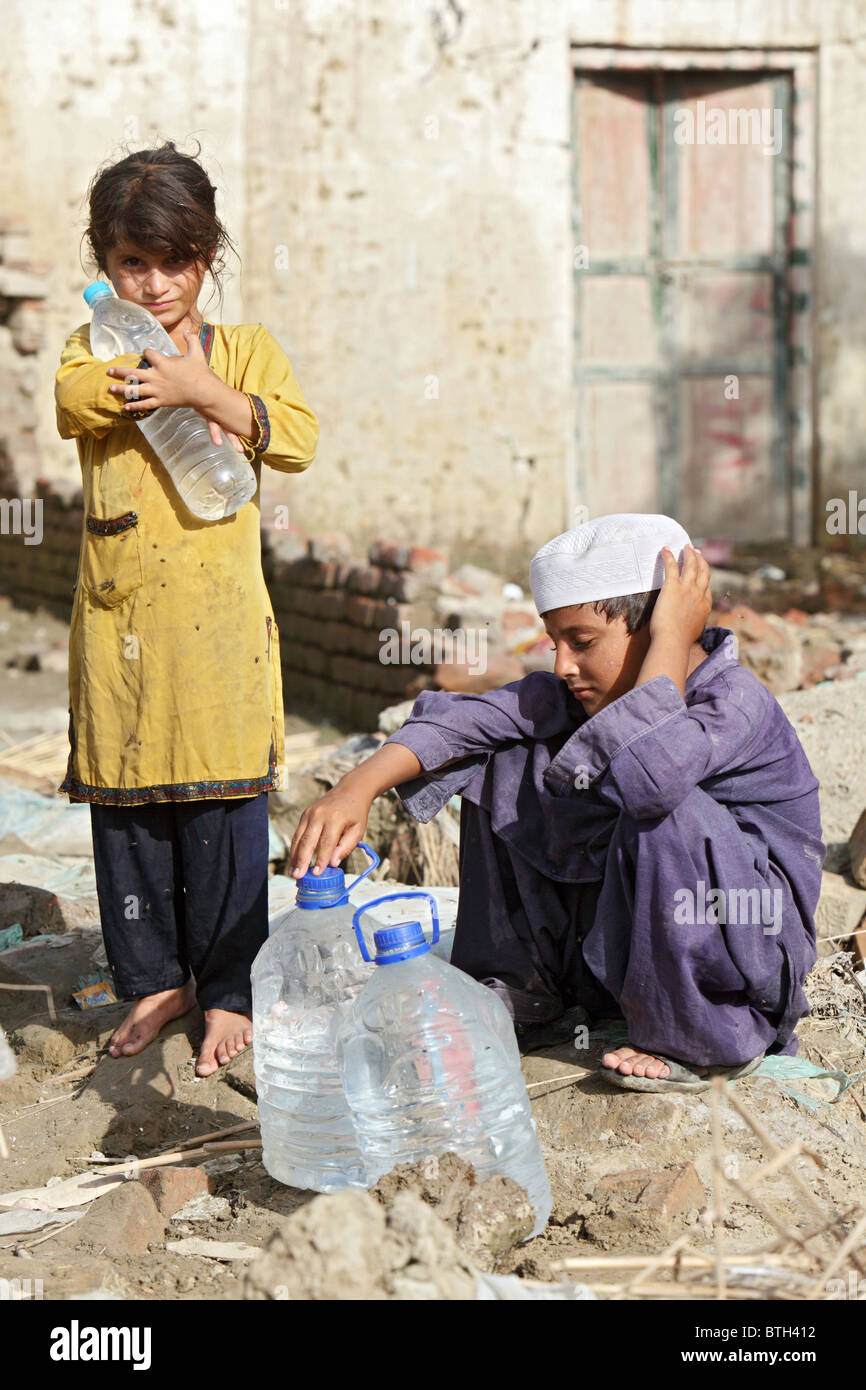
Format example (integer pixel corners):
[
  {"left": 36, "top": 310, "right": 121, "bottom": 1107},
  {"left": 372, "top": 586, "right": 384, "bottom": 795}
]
[{"left": 290, "top": 514, "right": 825, "bottom": 1091}]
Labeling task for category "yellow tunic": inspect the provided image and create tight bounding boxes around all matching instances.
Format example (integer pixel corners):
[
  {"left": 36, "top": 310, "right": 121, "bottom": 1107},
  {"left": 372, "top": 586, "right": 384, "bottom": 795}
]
[{"left": 54, "top": 320, "right": 318, "bottom": 805}]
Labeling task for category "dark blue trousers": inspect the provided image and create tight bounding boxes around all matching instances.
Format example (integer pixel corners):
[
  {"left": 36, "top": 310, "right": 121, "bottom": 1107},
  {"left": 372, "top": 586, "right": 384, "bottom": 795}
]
[{"left": 89, "top": 794, "right": 269, "bottom": 1014}]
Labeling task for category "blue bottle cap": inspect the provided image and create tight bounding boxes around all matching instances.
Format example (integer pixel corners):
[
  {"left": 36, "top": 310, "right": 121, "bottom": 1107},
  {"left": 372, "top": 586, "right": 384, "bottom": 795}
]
[
  {"left": 295, "top": 865, "right": 349, "bottom": 910},
  {"left": 83, "top": 281, "right": 114, "bottom": 307},
  {"left": 372, "top": 920, "right": 430, "bottom": 965}
]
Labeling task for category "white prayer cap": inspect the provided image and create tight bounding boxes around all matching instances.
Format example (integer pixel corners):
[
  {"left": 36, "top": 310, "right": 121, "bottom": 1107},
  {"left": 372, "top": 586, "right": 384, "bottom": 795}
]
[{"left": 530, "top": 513, "right": 692, "bottom": 615}]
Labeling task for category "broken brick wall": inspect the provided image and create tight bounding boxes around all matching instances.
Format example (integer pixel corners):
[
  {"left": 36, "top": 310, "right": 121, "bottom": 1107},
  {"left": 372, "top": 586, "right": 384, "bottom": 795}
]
[{"left": 0, "top": 472, "right": 548, "bottom": 730}]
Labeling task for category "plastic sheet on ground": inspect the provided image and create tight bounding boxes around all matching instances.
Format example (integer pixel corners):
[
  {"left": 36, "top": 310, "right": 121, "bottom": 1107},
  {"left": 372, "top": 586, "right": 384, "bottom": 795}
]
[
  {"left": 475, "top": 1271, "right": 595, "bottom": 1300},
  {"left": 0, "top": 853, "right": 97, "bottom": 899},
  {"left": 0, "top": 779, "right": 92, "bottom": 857},
  {"left": 0, "top": 1205, "right": 89, "bottom": 1238},
  {"left": 752, "top": 1054, "right": 866, "bottom": 1110}
]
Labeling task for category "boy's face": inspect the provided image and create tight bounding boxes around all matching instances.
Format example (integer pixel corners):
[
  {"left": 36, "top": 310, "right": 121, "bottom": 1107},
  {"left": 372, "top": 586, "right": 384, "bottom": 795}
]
[
  {"left": 105, "top": 242, "right": 207, "bottom": 330},
  {"left": 543, "top": 603, "right": 652, "bottom": 716}
]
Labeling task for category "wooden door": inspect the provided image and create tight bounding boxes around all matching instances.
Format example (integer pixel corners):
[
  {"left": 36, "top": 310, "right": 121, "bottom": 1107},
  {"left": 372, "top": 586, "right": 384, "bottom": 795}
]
[{"left": 573, "top": 70, "right": 791, "bottom": 539}]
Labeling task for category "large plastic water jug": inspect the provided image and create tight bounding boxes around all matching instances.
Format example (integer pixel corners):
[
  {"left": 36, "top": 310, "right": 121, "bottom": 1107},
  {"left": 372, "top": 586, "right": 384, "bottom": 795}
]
[
  {"left": 336, "top": 892, "right": 553, "bottom": 1237},
  {"left": 83, "top": 281, "right": 257, "bottom": 521},
  {"left": 251, "top": 844, "right": 380, "bottom": 1192}
]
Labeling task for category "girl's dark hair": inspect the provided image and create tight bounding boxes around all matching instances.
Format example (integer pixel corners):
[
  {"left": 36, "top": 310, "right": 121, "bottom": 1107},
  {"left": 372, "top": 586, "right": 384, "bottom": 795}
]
[{"left": 82, "top": 140, "right": 236, "bottom": 312}]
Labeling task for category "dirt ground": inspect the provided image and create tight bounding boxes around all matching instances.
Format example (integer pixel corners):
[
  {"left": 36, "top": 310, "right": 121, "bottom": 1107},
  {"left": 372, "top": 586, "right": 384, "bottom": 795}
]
[
  {"left": 1, "top": 595, "right": 866, "bottom": 1299},
  {"left": 1, "top": 934, "right": 864, "bottom": 1299}
]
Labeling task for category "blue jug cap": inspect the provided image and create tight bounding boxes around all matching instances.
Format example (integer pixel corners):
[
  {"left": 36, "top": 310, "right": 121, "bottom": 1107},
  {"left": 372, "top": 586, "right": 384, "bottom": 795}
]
[
  {"left": 295, "top": 842, "right": 379, "bottom": 910},
  {"left": 353, "top": 891, "right": 440, "bottom": 963},
  {"left": 83, "top": 281, "right": 114, "bottom": 306},
  {"left": 296, "top": 865, "right": 349, "bottom": 909},
  {"left": 372, "top": 920, "right": 430, "bottom": 965}
]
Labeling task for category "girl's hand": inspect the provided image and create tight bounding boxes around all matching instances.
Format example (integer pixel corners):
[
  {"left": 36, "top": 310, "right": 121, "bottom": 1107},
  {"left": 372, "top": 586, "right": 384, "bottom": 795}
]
[
  {"left": 290, "top": 781, "right": 374, "bottom": 879},
  {"left": 207, "top": 420, "right": 247, "bottom": 454},
  {"left": 107, "top": 330, "right": 217, "bottom": 415},
  {"left": 649, "top": 545, "right": 713, "bottom": 647}
]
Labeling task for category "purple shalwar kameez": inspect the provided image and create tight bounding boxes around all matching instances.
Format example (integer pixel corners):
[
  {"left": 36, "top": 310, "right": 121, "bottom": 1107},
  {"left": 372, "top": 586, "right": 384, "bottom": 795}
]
[{"left": 384, "top": 627, "right": 825, "bottom": 1065}]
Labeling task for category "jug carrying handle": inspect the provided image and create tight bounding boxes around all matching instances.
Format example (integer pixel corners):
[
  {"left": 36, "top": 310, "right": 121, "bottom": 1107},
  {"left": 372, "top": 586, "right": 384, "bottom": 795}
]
[
  {"left": 352, "top": 892, "right": 441, "bottom": 964},
  {"left": 351, "top": 842, "right": 380, "bottom": 891}
]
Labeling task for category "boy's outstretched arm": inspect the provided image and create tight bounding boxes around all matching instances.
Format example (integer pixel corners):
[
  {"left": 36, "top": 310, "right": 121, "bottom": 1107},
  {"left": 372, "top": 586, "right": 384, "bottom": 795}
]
[
  {"left": 290, "top": 669, "right": 577, "bottom": 876},
  {"left": 291, "top": 742, "right": 465, "bottom": 877}
]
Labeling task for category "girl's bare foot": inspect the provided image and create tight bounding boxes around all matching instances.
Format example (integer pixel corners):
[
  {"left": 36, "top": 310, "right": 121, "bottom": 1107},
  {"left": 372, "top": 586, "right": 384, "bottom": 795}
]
[
  {"left": 108, "top": 981, "right": 197, "bottom": 1057},
  {"left": 601, "top": 1044, "right": 671, "bottom": 1080},
  {"left": 196, "top": 1010, "right": 253, "bottom": 1077}
]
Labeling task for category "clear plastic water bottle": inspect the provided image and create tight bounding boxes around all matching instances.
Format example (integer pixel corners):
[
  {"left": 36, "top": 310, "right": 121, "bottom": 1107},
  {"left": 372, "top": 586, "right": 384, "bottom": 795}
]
[
  {"left": 337, "top": 893, "right": 553, "bottom": 1237},
  {"left": 83, "top": 281, "right": 257, "bottom": 522},
  {"left": 251, "top": 844, "right": 381, "bottom": 1192}
]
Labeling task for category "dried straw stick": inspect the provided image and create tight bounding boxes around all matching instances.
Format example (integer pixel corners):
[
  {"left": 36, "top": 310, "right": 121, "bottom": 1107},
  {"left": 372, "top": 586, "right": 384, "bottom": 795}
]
[
  {"left": 175, "top": 1120, "right": 260, "bottom": 1150},
  {"left": 723, "top": 1086, "right": 866, "bottom": 1276},
  {"left": 0, "top": 982, "right": 56, "bottom": 1021},
  {"left": 584, "top": 1281, "right": 785, "bottom": 1301},
  {"left": 722, "top": 1171, "right": 823, "bottom": 1261},
  {"left": 554, "top": 1252, "right": 808, "bottom": 1272},
  {"left": 0, "top": 1123, "right": 8, "bottom": 1160},
  {"left": 49, "top": 1063, "right": 98, "bottom": 1084},
  {"left": 806, "top": 1209, "right": 866, "bottom": 1300},
  {"left": 608, "top": 1232, "right": 693, "bottom": 1299},
  {"left": 526, "top": 1070, "right": 592, "bottom": 1098},
  {"left": 94, "top": 1138, "right": 263, "bottom": 1176}
]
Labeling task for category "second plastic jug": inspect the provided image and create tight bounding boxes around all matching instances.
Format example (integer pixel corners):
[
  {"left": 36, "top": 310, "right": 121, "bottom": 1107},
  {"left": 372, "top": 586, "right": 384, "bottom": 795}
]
[
  {"left": 251, "top": 844, "right": 380, "bottom": 1192},
  {"left": 83, "top": 281, "right": 257, "bottom": 522},
  {"left": 336, "top": 893, "right": 553, "bottom": 1237}
]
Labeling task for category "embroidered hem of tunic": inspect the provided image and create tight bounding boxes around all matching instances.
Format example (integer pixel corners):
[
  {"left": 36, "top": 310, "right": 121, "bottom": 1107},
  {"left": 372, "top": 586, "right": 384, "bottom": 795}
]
[{"left": 59, "top": 735, "right": 280, "bottom": 806}]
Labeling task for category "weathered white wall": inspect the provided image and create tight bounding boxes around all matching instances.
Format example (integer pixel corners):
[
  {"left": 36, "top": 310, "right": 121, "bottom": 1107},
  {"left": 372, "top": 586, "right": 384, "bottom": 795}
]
[
  {"left": 244, "top": 0, "right": 866, "bottom": 566},
  {"left": 245, "top": 0, "right": 576, "bottom": 572},
  {"left": 7, "top": 0, "right": 866, "bottom": 571},
  {"left": 1, "top": 0, "right": 249, "bottom": 495}
]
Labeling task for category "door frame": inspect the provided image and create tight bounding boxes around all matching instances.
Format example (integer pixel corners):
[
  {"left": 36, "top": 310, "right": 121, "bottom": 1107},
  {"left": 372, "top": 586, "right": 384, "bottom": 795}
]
[{"left": 569, "top": 47, "right": 817, "bottom": 546}]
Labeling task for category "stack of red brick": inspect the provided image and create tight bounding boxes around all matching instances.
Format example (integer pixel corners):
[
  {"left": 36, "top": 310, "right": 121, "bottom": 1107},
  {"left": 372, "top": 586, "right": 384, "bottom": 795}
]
[
  {"left": 0, "top": 489, "right": 459, "bottom": 729},
  {"left": 264, "top": 529, "right": 449, "bottom": 728}
]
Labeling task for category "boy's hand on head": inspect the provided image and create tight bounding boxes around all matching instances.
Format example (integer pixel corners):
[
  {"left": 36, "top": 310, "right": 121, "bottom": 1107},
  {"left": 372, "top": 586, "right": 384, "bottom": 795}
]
[
  {"left": 649, "top": 544, "right": 713, "bottom": 647},
  {"left": 289, "top": 781, "right": 374, "bottom": 879}
]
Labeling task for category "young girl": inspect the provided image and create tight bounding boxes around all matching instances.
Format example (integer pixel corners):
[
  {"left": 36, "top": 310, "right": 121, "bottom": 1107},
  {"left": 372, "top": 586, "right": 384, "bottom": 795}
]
[{"left": 55, "top": 142, "right": 319, "bottom": 1076}]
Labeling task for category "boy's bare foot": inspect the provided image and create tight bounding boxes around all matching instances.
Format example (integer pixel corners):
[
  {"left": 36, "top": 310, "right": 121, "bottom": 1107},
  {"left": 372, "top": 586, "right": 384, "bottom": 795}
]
[
  {"left": 108, "top": 981, "right": 197, "bottom": 1057},
  {"left": 601, "top": 1045, "right": 671, "bottom": 1080},
  {"left": 196, "top": 1010, "right": 253, "bottom": 1077}
]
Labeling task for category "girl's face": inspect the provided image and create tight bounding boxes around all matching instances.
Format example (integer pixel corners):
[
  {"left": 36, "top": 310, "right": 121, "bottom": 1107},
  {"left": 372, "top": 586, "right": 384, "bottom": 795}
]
[
  {"left": 104, "top": 242, "right": 207, "bottom": 332},
  {"left": 543, "top": 603, "right": 652, "bottom": 716}
]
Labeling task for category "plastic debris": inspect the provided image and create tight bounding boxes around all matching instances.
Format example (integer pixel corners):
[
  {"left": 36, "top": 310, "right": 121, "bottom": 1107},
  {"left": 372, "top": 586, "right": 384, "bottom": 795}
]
[
  {"left": 166, "top": 1238, "right": 261, "bottom": 1261},
  {"left": 72, "top": 978, "right": 118, "bottom": 1010},
  {"left": 0, "top": 1024, "right": 17, "bottom": 1081},
  {"left": 0, "top": 1206, "right": 89, "bottom": 1238},
  {"left": 0, "top": 782, "right": 93, "bottom": 857},
  {"left": 752, "top": 1054, "right": 866, "bottom": 1110},
  {"left": 475, "top": 1271, "right": 595, "bottom": 1300},
  {"left": 0, "top": 923, "right": 23, "bottom": 951},
  {"left": 171, "top": 1194, "right": 232, "bottom": 1223}
]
